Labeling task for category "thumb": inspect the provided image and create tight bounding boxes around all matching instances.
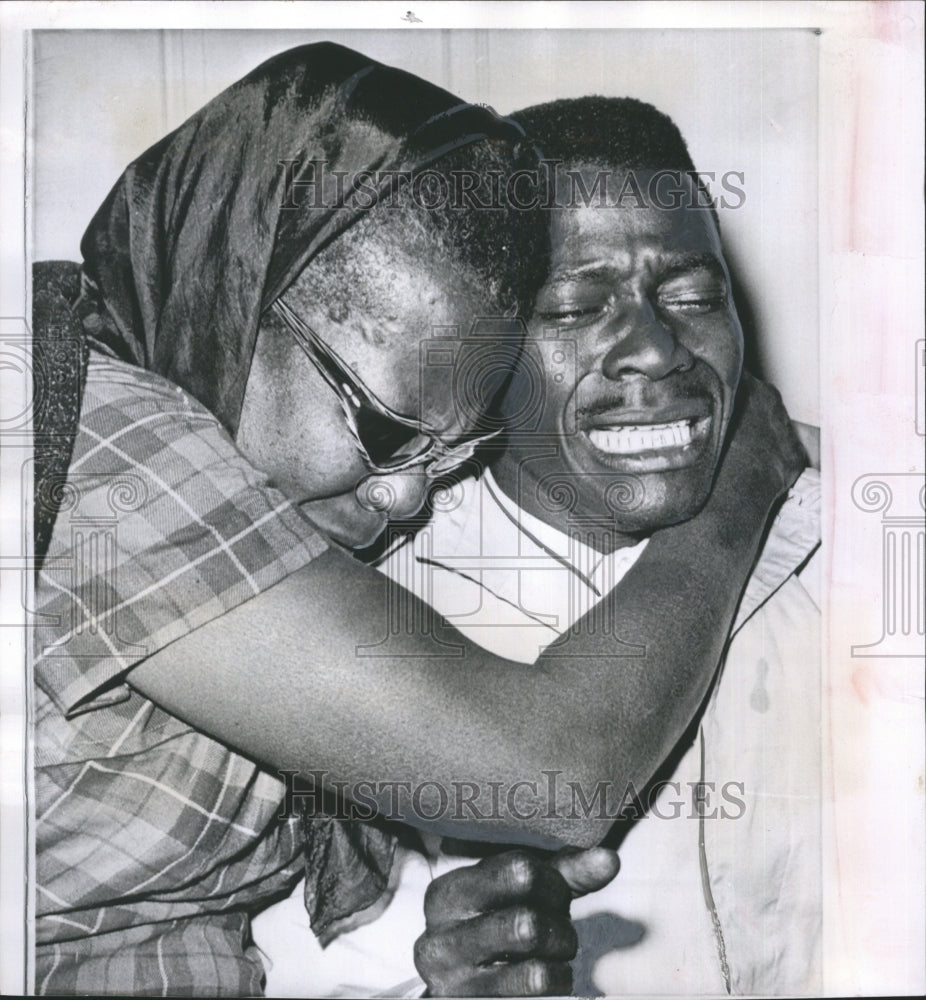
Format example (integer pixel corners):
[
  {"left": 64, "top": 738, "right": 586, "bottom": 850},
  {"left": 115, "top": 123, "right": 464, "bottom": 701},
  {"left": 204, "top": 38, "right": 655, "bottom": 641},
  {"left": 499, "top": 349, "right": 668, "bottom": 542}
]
[{"left": 549, "top": 847, "right": 620, "bottom": 899}]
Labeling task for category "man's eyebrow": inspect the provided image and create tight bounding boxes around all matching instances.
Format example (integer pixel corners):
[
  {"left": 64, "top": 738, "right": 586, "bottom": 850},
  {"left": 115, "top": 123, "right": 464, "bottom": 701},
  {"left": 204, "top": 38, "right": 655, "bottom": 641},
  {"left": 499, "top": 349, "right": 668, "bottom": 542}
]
[
  {"left": 546, "top": 253, "right": 728, "bottom": 287},
  {"left": 546, "top": 263, "right": 622, "bottom": 285},
  {"left": 657, "top": 252, "right": 727, "bottom": 284}
]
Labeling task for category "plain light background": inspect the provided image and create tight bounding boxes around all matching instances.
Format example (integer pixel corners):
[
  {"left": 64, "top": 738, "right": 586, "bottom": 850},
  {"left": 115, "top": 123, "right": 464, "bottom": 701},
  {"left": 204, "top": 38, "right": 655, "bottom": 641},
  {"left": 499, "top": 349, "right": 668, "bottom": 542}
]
[{"left": 32, "top": 28, "right": 819, "bottom": 425}]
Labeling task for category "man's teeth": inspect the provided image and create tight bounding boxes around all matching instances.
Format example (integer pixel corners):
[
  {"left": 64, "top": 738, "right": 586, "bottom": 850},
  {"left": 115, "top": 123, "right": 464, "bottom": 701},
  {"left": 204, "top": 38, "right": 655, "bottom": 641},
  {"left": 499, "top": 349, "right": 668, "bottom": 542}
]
[{"left": 588, "top": 420, "right": 694, "bottom": 454}]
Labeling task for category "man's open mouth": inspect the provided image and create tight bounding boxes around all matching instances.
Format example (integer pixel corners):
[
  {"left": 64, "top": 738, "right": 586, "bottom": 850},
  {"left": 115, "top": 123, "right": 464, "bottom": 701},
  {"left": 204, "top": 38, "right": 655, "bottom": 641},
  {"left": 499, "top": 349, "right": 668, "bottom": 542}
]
[
  {"left": 585, "top": 416, "right": 710, "bottom": 456},
  {"left": 588, "top": 418, "right": 698, "bottom": 454}
]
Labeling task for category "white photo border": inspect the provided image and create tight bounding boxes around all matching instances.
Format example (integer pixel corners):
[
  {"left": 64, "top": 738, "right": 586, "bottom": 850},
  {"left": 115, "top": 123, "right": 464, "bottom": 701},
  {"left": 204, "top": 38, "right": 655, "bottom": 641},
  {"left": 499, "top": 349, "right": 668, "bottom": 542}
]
[{"left": 1, "top": 3, "right": 923, "bottom": 996}]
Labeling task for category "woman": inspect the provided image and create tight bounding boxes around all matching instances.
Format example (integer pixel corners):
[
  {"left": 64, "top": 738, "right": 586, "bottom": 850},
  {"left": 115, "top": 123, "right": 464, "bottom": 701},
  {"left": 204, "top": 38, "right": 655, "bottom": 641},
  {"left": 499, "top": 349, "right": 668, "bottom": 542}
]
[{"left": 32, "top": 43, "right": 803, "bottom": 996}]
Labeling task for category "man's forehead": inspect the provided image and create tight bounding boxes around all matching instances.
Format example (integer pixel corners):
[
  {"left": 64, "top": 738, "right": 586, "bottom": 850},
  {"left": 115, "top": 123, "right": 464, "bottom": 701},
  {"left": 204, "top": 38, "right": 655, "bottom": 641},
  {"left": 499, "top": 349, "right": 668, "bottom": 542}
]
[{"left": 547, "top": 167, "right": 727, "bottom": 277}]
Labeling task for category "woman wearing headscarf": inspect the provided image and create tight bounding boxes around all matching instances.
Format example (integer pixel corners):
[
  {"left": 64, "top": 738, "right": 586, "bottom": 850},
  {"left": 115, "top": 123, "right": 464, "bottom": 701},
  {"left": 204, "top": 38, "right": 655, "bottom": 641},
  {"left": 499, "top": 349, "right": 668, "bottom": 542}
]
[
  {"left": 32, "top": 42, "right": 546, "bottom": 995},
  {"left": 31, "top": 43, "right": 804, "bottom": 996}
]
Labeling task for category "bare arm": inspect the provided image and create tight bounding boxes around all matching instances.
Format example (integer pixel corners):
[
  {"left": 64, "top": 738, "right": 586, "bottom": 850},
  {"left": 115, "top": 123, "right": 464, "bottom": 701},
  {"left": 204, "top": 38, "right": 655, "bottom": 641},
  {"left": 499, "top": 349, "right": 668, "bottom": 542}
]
[{"left": 130, "top": 376, "right": 805, "bottom": 848}]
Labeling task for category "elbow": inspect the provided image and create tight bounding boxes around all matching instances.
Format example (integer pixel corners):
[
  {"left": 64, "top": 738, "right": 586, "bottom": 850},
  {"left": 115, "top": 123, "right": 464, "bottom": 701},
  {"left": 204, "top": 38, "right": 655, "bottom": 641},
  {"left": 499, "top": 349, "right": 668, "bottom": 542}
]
[
  {"left": 535, "top": 755, "right": 620, "bottom": 848},
  {"left": 388, "top": 755, "right": 617, "bottom": 849},
  {"left": 469, "top": 751, "right": 619, "bottom": 848},
  {"left": 540, "top": 815, "right": 612, "bottom": 850}
]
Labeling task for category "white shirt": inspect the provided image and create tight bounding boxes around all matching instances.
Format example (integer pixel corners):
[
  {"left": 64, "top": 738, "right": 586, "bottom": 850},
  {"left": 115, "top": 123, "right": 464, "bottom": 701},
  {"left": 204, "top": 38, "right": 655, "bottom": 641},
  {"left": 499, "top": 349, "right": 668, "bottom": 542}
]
[
  {"left": 253, "top": 468, "right": 822, "bottom": 997},
  {"left": 378, "top": 469, "right": 650, "bottom": 664}
]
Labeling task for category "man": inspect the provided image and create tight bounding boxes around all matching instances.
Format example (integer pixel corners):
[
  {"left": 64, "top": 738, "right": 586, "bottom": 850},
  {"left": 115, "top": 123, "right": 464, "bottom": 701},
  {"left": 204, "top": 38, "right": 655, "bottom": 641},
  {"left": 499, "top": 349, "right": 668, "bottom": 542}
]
[
  {"left": 408, "top": 96, "right": 822, "bottom": 996},
  {"left": 254, "top": 96, "right": 820, "bottom": 996}
]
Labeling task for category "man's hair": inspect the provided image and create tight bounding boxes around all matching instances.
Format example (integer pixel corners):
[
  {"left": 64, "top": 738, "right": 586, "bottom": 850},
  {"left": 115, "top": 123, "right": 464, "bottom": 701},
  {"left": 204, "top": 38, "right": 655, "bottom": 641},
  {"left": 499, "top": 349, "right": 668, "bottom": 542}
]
[
  {"left": 510, "top": 96, "right": 717, "bottom": 226},
  {"left": 510, "top": 96, "right": 698, "bottom": 174},
  {"left": 305, "top": 136, "right": 550, "bottom": 318}
]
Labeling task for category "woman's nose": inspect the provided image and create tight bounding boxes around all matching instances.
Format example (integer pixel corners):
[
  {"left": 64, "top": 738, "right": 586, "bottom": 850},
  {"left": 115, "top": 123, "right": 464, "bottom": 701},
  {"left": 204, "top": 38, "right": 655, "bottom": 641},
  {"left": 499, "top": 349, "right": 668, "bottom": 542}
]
[
  {"left": 600, "top": 298, "right": 694, "bottom": 382},
  {"left": 354, "top": 470, "right": 429, "bottom": 519}
]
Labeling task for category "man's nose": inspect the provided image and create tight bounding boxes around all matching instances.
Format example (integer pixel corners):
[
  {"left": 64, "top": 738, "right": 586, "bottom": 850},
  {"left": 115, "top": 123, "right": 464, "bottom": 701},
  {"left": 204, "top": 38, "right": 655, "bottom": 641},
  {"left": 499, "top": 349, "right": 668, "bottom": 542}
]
[
  {"left": 355, "top": 469, "right": 429, "bottom": 519},
  {"left": 599, "top": 298, "right": 694, "bottom": 381}
]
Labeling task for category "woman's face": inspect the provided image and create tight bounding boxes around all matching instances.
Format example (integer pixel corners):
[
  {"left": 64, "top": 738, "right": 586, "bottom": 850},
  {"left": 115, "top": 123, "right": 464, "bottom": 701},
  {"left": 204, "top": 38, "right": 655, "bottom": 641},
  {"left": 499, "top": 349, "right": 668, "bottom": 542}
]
[{"left": 236, "top": 235, "right": 500, "bottom": 549}]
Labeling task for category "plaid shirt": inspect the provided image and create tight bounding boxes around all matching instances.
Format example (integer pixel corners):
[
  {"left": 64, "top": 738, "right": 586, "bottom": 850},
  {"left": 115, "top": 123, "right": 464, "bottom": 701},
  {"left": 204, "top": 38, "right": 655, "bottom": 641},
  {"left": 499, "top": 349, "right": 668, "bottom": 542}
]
[{"left": 33, "top": 351, "right": 331, "bottom": 996}]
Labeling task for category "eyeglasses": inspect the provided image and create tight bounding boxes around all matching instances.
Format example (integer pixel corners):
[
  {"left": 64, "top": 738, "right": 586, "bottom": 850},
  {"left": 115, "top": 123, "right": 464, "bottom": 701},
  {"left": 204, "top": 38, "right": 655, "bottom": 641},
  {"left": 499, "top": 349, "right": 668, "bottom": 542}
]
[{"left": 271, "top": 298, "right": 500, "bottom": 478}]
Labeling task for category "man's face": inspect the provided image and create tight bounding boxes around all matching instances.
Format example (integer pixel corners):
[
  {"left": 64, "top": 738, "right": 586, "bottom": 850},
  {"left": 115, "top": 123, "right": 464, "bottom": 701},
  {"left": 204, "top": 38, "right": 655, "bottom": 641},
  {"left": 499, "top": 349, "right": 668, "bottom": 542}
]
[
  {"left": 493, "top": 168, "right": 743, "bottom": 544},
  {"left": 237, "top": 235, "right": 497, "bottom": 549}
]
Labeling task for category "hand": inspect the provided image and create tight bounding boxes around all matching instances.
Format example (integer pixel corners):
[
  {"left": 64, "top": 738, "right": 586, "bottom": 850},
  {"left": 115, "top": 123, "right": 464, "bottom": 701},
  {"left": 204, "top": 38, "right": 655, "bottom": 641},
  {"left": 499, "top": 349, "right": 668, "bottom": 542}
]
[
  {"left": 414, "top": 847, "right": 620, "bottom": 997},
  {"left": 699, "top": 373, "right": 808, "bottom": 545}
]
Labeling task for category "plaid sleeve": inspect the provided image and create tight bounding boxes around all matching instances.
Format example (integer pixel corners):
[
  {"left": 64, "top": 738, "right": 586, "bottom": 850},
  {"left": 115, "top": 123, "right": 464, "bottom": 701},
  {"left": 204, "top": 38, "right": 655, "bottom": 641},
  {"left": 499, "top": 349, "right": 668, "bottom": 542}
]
[{"left": 34, "top": 352, "right": 328, "bottom": 717}]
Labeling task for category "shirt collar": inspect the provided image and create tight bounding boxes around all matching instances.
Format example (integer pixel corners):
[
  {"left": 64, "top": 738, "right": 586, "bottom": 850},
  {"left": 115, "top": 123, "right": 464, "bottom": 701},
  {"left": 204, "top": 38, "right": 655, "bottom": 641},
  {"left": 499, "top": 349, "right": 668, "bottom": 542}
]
[{"left": 481, "top": 467, "right": 648, "bottom": 592}]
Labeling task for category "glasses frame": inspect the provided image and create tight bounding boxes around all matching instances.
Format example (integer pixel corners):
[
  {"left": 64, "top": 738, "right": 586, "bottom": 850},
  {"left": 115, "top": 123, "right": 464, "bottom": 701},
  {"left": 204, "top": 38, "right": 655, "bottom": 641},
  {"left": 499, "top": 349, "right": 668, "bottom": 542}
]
[{"left": 270, "top": 298, "right": 500, "bottom": 478}]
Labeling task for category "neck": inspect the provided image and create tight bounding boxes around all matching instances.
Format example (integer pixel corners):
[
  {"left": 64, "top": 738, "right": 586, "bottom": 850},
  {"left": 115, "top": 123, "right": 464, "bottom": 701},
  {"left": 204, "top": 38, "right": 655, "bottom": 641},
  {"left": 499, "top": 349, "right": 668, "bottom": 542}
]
[{"left": 488, "top": 451, "right": 646, "bottom": 555}]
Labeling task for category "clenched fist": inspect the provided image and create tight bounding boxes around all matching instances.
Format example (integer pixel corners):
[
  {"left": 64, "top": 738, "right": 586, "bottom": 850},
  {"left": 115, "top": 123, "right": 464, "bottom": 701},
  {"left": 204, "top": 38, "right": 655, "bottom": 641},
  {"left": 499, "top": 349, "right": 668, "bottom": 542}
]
[{"left": 414, "top": 847, "right": 620, "bottom": 996}]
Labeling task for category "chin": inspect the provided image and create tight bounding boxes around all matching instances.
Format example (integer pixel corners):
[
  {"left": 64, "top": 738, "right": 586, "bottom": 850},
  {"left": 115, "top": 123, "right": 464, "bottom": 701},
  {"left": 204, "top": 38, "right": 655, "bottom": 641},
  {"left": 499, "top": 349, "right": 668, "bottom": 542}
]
[
  {"left": 611, "top": 503, "right": 704, "bottom": 536},
  {"left": 327, "top": 515, "right": 390, "bottom": 550},
  {"left": 299, "top": 495, "right": 387, "bottom": 550},
  {"left": 599, "top": 470, "right": 715, "bottom": 536}
]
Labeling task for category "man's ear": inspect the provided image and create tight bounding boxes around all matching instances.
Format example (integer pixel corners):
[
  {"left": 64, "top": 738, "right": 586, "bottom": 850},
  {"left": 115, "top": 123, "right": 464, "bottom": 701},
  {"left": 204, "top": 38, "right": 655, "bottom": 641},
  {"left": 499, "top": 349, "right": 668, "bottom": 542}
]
[{"left": 791, "top": 420, "right": 820, "bottom": 470}]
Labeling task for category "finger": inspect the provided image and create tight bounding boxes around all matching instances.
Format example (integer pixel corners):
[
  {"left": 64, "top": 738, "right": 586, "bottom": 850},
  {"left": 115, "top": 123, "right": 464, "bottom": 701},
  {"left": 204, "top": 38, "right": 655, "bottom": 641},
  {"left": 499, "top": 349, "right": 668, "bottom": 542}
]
[
  {"left": 464, "top": 960, "right": 573, "bottom": 998},
  {"left": 549, "top": 846, "right": 621, "bottom": 898},
  {"left": 414, "top": 905, "right": 578, "bottom": 971},
  {"left": 424, "top": 851, "right": 571, "bottom": 930},
  {"left": 424, "top": 959, "right": 573, "bottom": 998}
]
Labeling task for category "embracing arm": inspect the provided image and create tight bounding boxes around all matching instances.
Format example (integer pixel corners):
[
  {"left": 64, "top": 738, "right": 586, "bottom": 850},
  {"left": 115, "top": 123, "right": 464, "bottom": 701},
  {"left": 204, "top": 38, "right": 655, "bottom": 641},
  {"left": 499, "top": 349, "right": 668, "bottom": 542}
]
[{"left": 130, "top": 376, "right": 805, "bottom": 848}]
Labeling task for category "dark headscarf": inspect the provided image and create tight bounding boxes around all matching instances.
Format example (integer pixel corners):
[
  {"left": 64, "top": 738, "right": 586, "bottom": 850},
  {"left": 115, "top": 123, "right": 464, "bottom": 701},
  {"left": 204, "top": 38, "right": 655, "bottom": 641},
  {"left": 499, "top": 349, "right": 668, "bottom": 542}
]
[{"left": 76, "top": 41, "right": 531, "bottom": 433}]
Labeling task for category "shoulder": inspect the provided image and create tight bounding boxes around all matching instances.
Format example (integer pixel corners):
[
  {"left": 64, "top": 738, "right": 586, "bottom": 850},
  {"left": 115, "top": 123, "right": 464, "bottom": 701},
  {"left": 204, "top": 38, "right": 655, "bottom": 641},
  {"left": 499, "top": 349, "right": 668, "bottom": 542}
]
[
  {"left": 731, "top": 467, "right": 820, "bottom": 633},
  {"left": 35, "top": 350, "right": 328, "bottom": 718},
  {"left": 76, "top": 350, "right": 299, "bottom": 508},
  {"left": 791, "top": 421, "right": 820, "bottom": 471}
]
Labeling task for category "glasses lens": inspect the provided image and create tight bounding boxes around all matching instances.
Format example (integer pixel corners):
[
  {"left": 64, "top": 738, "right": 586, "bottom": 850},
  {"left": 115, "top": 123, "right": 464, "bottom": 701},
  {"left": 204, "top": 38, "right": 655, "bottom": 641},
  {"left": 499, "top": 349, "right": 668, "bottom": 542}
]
[
  {"left": 272, "top": 300, "right": 450, "bottom": 473},
  {"left": 353, "top": 404, "right": 433, "bottom": 469}
]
